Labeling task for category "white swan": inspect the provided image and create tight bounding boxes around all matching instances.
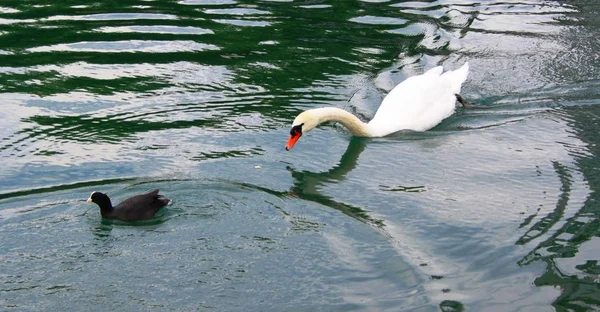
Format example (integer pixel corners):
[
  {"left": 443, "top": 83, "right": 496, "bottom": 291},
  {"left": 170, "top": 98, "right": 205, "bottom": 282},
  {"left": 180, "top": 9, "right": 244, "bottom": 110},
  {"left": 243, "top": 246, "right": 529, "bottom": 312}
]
[{"left": 285, "top": 62, "right": 471, "bottom": 150}]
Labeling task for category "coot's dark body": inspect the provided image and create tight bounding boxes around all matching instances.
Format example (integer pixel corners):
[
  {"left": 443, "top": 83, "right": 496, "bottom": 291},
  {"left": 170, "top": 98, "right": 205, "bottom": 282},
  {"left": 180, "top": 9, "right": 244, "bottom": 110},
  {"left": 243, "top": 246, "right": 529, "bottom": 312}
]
[{"left": 87, "top": 189, "right": 170, "bottom": 222}]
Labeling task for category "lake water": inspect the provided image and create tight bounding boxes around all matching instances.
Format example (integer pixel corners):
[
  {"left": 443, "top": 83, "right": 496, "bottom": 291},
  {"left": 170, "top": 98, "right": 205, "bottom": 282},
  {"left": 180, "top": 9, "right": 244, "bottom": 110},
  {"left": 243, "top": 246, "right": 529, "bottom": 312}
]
[{"left": 1, "top": 0, "right": 599, "bottom": 311}]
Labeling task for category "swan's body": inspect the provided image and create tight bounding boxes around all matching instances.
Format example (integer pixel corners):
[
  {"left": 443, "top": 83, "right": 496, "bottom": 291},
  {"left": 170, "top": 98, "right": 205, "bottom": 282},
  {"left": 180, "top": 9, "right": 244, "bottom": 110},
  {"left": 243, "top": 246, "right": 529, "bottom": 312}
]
[{"left": 285, "top": 63, "right": 470, "bottom": 150}]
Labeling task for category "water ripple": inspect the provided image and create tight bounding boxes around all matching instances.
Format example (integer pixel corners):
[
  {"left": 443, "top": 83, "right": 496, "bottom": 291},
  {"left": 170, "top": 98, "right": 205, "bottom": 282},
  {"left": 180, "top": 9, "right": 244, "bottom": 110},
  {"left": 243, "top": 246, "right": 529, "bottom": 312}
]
[
  {"left": 45, "top": 13, "right": 179, "bottom": 21},
  {"left": 27, "top": 40, "right": 220, "bottom": 53},
  {"left": 0, "top": 7, "right": 19, "bottom": 14},
  {"left": 95, "top": 25, "right": 214, "bottom": 35},
  {"left": 213, "top": 19, "right": 271, "bottom": 27},
  {"left": 349, "top": 15, "right": 408, "bottom": 25},
  {"left": 0, "top": 18, "right": 35, "bottom": 24},
  {"left": 203, "top": 8, "right": 271, "bottom": 15},
  {"left": 178, "top": 0, "right": 237, "bottom": 5}
]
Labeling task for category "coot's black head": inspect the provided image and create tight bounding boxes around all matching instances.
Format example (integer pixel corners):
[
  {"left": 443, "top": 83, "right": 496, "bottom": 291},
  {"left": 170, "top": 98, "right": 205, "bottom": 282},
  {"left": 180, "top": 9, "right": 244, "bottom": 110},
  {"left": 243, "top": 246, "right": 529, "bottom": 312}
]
[{"left": 87, "top": 191, "right": 113, "bottom": 210}]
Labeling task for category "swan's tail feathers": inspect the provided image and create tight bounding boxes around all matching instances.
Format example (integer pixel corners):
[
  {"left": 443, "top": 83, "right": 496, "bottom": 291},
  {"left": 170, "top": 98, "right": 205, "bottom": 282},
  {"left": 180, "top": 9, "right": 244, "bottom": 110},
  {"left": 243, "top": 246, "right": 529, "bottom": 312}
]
[
  {"left": 452, "top": 62, "right": 469, "bottom": 83},
  {"left": 424, "top": 66, "right": 444, "bottom": 77},
  {"left": 442, "top": 62, "right": 469, "bottom": 94}
]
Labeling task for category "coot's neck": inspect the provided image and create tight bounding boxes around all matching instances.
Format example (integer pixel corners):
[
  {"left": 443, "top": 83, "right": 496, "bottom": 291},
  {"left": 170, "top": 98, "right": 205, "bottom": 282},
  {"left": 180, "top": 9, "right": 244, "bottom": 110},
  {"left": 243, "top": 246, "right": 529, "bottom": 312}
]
[{"left": 94, "top": 196, "right": 114, "bottom": 215}]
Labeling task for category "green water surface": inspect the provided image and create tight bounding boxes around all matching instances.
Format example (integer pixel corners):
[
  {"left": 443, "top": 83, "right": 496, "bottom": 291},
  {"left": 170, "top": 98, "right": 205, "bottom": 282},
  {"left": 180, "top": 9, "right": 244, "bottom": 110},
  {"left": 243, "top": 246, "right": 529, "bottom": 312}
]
[{"left": 1, "top": 0, "right": 599, "bottom": 311}]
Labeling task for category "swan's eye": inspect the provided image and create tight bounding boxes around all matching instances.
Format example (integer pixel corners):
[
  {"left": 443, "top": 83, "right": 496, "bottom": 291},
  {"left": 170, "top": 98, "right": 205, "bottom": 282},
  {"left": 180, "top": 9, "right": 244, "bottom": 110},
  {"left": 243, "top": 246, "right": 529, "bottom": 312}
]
[{"left": 290, "top": 124, "right": 303, "bottom": 136}]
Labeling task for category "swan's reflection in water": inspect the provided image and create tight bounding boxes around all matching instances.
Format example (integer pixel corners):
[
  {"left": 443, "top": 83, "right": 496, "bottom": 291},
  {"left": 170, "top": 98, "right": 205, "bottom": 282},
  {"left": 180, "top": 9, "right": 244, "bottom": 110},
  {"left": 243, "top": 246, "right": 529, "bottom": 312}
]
[
  {"left": 285, "top": 137, "right": 387, "bottom": 230},
  {"left": 243, "top": 136, "right": 386, "bottom": 229}
]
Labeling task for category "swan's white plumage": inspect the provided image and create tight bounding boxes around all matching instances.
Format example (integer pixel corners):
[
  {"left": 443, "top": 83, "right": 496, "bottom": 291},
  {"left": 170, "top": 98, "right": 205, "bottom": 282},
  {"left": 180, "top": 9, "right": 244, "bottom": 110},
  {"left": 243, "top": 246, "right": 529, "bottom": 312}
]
[
  {"left": 367, "top": 62, "right": 469, "bottom": 136},
  {"left": 286, "top": 63, "right": 470, "bottom": 150}
]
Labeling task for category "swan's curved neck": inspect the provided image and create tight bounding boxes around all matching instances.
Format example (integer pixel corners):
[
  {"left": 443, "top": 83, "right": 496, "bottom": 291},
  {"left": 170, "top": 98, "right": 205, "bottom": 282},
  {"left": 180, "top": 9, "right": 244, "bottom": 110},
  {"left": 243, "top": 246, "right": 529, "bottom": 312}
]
[{"left": 311, "top": 107, "right": 374, "bottom": 137}]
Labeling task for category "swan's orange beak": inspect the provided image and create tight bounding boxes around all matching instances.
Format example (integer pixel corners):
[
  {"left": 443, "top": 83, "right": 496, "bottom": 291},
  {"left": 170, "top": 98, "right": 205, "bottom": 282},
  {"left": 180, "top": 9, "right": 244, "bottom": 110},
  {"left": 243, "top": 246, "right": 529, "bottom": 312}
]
[{"left": 285, "top": 133, "right": 301, "bottom": 151}]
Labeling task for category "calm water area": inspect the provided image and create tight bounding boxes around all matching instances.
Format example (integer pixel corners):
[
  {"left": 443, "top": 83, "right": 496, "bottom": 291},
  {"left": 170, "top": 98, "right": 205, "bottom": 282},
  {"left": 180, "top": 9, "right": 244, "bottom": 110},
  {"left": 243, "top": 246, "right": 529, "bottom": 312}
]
[{"left": 0, "top": 0, "right": 599, "bottom": 311}]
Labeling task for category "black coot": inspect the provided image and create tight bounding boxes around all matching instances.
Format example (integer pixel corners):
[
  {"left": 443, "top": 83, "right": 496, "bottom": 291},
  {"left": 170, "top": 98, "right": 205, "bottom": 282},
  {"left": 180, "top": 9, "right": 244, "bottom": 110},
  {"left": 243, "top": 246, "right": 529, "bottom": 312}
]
[{"left": 87, "top": 189, "right": 170, "bottom": 221}]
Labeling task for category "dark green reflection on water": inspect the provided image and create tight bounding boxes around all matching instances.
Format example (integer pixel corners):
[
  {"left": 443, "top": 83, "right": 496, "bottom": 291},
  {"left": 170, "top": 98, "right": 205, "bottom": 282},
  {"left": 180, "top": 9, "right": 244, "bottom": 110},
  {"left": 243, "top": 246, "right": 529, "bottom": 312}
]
[
  {"left": 518, "top": 107, "right": 600, "bottom": 311},
  {"left": 22, "top": 113, "right": 220, "bottom": 144},
  {"left": 0, "top": 177, "right": 136, "bottom": 200},
  {"left": 513, "top": 0, "right": 600, "bottom": 309},
  {"left": 517, "top": 161, "right": 572, "bottom": 246}
]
